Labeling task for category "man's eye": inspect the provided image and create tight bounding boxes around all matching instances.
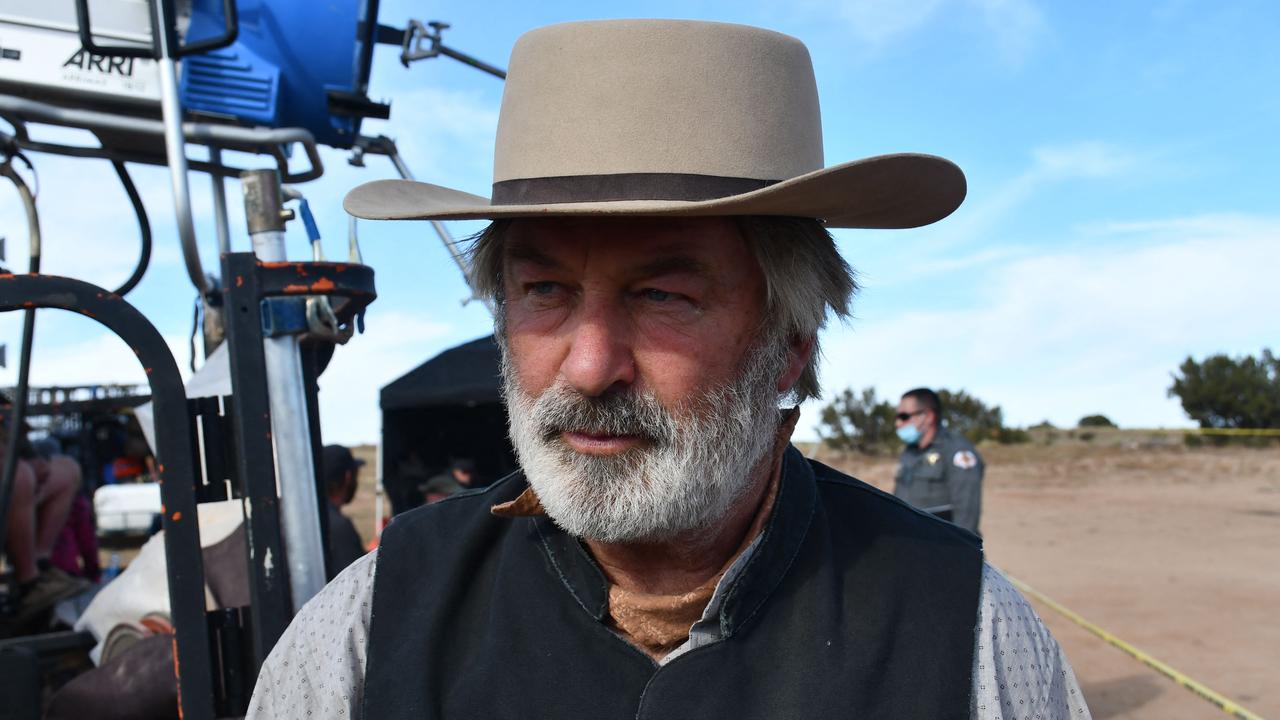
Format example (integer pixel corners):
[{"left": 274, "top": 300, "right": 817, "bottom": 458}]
[
  {"left": 642, "top": 288, "right": 675, "bottom": 302},
  {"left": 529, "top": 281, "right": 559, "bottom": 296}
]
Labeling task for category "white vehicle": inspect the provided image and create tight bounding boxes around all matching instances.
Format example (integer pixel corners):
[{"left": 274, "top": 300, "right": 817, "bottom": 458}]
[{"left": 93, "top": 481, "right": 161, "bottom": 538}]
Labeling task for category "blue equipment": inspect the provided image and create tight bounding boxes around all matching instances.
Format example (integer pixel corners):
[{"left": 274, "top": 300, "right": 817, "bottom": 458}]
[{"left": 180, "top": 0, "right": 386, "bottom": 149}]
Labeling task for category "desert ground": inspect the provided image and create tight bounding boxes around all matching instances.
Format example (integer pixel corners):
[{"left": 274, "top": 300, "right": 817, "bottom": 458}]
[
  {"left": 345, "top": 440, "right": 1280, "bottom": 719},
  {"left": 823, "top": 441, "right": 1280, "bottom": 720}
]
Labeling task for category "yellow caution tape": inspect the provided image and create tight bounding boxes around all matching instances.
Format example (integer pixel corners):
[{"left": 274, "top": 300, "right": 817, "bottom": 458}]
[
  {"left": 1001, "top": 572, "right": 1267, "bottom": 720},
  {"left": 1084, "top": 427, "right": 1280, "bottom": 437},
  {"left": 1178, "top": 428, "right": 1280, "bottom": 437}
]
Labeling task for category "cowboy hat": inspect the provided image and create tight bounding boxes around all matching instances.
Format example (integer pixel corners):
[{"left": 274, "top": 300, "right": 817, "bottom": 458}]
[{"left": 345, "top": 19, "right": 965, "bottom": 229}]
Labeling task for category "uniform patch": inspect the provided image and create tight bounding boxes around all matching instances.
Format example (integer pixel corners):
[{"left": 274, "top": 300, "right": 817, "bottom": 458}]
[
  {"left": 953, "top": 450, "right": 978, "bottom": 469},
  {"left": 926, "top": 452, "right": 940, "bottom": 465}
]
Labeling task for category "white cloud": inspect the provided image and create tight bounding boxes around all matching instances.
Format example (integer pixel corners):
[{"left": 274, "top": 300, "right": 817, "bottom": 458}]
[
  {"left": 369, "top": 86, "right": 500, "bottom": 194},
  {"left": 317, "top": 310, "right": 458, "bottom": 445},
  {"left": 1030, "top": 140, "right": 1136, "bottom": 179},
  {"left": 0, "top": 315, "right": 192, "bottom": 388},
  {"left": 866, "top": 140, "right": 1141, "bottom": 278},
  {"left": 827, "top": 0, "right": 1046, "bottom": 63},
  {"left": 972, "top": 0, "right": 1047, "bottom": 65},
  {"left": 835, "top": 0, "right": 948, "bottom": 50},
  {"left": 800, "top": 213, "right": 1280, "bottom": 437}
]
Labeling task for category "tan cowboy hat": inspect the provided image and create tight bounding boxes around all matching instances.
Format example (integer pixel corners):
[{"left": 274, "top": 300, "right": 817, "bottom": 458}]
[{"left": 345, "top": 19, "right": 965, "bottom": 229}]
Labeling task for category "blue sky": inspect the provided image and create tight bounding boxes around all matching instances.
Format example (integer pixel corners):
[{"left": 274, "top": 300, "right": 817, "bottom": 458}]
[{"left": 1, "top": 0, "right": 1277, "bottom": 444}]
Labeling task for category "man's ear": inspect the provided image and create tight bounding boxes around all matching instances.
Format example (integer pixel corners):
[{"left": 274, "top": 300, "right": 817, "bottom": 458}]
[{"left": 776, "top": 335, "right": 815, "bottom": 393}]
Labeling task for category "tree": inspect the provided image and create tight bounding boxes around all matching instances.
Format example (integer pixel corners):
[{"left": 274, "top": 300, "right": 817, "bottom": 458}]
[
  {"left": 1078, "top": 414, "right": 1116, "bottom": 428},
  {"left": 937, "top": 389, "right": 1005, "bottom": 444},
  {"left": 1168, "top": 349, "right": 1280, "bottom": 428},
  {"left": 817, "top": 387, "right": 898, "bottom": 455}
]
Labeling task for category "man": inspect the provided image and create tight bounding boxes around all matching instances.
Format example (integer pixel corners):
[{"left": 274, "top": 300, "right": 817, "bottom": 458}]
[
  {"left": 893, "top": 388, "right": 985, "bottom": 534},
  {"left": 250, "top": 20, "right": 1088, "bottom": 719},
  {"left": 2, "top": 414, "right": 90, "bottom": 626},
  {"left": 420, "top": 458, "right": 477, "bottom": 503},
  {"left": 321, "top": 445, "right": 366, "bottom": 578}
]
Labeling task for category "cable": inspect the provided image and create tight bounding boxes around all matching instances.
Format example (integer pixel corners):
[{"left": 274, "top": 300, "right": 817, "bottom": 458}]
[
  {"left": 109, "top": 160, "right": 152, "bottom": 297},
  {"left": 190, "top": 296, "right": 201, "bottom": 373},
  {"left": 0, "top": 158, "right": 41, "bottom": 570}
]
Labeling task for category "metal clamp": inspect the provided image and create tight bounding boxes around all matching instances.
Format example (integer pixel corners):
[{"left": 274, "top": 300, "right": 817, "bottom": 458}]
[{"left": 391, "top": 20, "right": 507, "bottom": 78}]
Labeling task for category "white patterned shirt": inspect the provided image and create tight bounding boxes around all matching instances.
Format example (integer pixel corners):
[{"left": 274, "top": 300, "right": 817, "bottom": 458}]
[{"left": 248, "top": 553, "right": 1089, "bottom": 719}]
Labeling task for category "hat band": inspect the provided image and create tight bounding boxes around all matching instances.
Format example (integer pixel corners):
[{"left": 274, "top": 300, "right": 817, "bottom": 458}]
[{"left": 491, "top": 173, "right": 778, "bottom": 205}]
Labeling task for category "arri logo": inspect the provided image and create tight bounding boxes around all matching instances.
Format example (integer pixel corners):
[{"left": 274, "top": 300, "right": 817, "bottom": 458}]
[{"left": 63, "top": 49, "right": 137, "bottom": 76}]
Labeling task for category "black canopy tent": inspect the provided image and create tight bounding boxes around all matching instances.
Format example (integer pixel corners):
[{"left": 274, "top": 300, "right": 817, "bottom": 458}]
[{"left": 379, "top": 335, "right": 517, "bottom": 516}]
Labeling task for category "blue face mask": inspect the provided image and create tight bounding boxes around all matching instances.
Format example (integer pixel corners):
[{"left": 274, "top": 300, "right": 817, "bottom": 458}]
[{"left": 896, "top": 424, "right": 921, "bottom": 445}]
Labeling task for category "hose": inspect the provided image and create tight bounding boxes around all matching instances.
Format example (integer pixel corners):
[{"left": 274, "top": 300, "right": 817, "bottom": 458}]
[
  {"left": 110, "top": 160, "right": 152, "bottom": 297},
  {"left": 0, "top": 158, "right": 40, "bottom": 566}
]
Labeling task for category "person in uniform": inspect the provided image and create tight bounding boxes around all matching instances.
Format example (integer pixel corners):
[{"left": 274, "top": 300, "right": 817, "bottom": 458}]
[
  {"left": 248, "top": 20, "right": 1087, "bottom": 719},
  {"left": 893, "top": 387, "right": 984, "bottom": 534}
]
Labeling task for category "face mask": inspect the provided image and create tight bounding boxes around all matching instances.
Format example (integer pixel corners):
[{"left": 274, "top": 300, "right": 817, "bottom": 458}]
[{"left": 896, "top": 424, "right": 921, "bottom": 445}]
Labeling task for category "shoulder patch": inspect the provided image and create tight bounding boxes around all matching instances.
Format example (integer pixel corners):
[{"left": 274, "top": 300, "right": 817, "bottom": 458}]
[{"left": 953, "top": 450, "right": 978, "bottom": 469}]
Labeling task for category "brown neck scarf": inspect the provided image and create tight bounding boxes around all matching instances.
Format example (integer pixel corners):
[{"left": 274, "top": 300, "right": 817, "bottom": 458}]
[{"left": 493, "top": 409, "right": 801, "bottom": 660}]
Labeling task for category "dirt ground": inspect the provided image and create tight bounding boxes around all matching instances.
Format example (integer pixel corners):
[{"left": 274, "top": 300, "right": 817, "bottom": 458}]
[
  {"left": 823, "top": 442, "right": 1280, "bottom": 720},
  {"left": 348, "top": 444, "right": 381, "bottom": 546},
  {"left": 342, "top": 442, "right": 1280, "bottom": 718}
]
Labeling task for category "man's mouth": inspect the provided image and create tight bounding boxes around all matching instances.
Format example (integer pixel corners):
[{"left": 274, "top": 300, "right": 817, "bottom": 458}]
[{"left": 559, "top": 430, "right": 645, "bottom": 456}]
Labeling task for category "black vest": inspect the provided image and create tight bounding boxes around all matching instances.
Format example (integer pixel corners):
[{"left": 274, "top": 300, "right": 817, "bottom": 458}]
[{"left": 364, "top": 447, "right": 983, "bottom": 719}]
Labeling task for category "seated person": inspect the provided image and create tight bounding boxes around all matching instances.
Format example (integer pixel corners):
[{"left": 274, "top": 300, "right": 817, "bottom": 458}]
[
  {"left": 420, "top": 458, "right": 476, "bottom": 503},
  {"left": 109, "top": 435, "right": 157, "bottom": 484},
  {"left": 3, "top": 432, "right": 90, "bottom": 625}
]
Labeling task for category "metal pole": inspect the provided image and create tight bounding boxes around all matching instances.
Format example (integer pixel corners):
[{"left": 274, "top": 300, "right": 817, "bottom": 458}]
[
  {"left": 209, "top": 147, "right": 231, "bottom": 256},
  {"left": 0, "top": 162, "right": 39, "bottom": 562},
  {"left": 383, "top": 145, "right": 486, "bottom": 308},
  {"left": 202, "top": 149, "right": 231, "bottom": 359},
  {"left": 152, "top": 0, "right": 211, "bottom": 296},
  {"left": 240, "top": 170, "right": 326, "bottom": 611},
  {"left": 437, "top": 44, "right": 507, "bottom": 79}
]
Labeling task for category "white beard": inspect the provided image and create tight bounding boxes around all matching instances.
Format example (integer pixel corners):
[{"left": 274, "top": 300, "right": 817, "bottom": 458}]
[{"left": 502, "top": 339, "right": 788, "bottom": 544}]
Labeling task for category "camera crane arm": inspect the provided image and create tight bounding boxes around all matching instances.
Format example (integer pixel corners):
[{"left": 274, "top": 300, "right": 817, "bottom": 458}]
[{"left": 376, "top": 21, "right": 508, "bottom": 79}]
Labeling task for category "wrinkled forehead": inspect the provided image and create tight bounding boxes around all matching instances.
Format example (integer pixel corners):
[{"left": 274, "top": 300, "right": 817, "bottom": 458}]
[{"left": 501, "top": 216, "right": 757, "bottom": 281}]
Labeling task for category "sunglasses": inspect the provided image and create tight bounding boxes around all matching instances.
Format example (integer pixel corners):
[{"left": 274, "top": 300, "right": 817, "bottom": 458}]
[{"left": 895, "top": 410, "right": 926, "bottom": 422}]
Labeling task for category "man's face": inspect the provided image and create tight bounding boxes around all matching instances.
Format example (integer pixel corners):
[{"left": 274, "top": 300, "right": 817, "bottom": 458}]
[
  {"left": 499, "top": 217, "right": 792, "bottom": 543},
  {"left": 895, "top": 397, "right": 931, "bottom": 432},
  {"left": 339, "top": 468, "right": 358, "bottom": 505},
  {"left": 502, "top": 217, "right": 769, "bottom": 424}
]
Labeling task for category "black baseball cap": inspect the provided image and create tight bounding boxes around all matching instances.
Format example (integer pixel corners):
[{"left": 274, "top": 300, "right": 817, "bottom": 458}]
[{"left": 322, "top": 445, "right": 366, "bottom": 489}]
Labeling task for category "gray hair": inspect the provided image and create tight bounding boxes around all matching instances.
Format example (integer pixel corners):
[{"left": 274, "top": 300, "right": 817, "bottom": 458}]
[{"left": 467, "top": 216, "right": 856, "bottom": 402}]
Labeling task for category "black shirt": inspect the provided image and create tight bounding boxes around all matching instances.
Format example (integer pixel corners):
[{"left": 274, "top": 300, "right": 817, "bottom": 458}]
[{"left": 327, "top": 502, "right": 366, "bottom": 578}]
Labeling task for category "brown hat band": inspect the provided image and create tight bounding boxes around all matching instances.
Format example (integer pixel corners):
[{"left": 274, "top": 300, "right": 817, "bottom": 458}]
[{"left": 491, "top": 172, "right": 779, "bottom": 205}]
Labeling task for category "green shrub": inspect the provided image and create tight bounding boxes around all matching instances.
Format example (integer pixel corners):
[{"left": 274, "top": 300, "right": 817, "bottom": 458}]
[{"left": 1169, "top": 348, "right": 1280, "bottom": 429}]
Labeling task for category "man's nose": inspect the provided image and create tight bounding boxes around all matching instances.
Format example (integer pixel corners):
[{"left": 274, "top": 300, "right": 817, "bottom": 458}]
[{"left": 560, "top": 301, "right": 635, "bottom": 397}]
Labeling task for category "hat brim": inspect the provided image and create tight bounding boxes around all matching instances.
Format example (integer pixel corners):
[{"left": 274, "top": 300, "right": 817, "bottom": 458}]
[{"left": 344, "top": 153, "right": 965, "bottom": 230}]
